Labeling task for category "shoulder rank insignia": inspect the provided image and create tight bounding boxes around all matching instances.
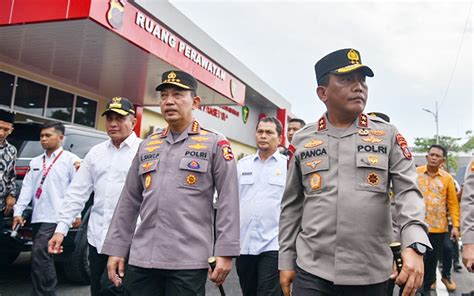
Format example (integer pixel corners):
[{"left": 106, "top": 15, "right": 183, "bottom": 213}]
[
  {"left": 188, "top": 143, "right": 207, "bottom": 150},
  {"left": 200, "top": 130, "right": 209, "bottom": 135},
  {"left": 191, "top": 136, "right": 209, "bottom": 142},
  {"left": 370, "top": 130, "right": 385, "bottom": 136},
  {"left": 317, "top": 116, "right": 327, "bottom": 131},
  {"left": 367, "top": 172, "right": 380, "bottom": 186},
  {"left": 358, "top": 114, "right": 368, "bottom": 128},
  {"left": 362, "top": 136, "right": 383, "bottom": 143},
  {"left": 306, "top": 159, "right": 322, "bottom": 169},
  {"left": 309, "top": 173, "right": 321, "bottom": 190},
  {"left": 395, "top": 133, "right": 412, "bottom": 160},
  {"left": 304, "top": 139, "right": 323, "bottom": 148},
  {"left": 160, "top": 127, "right": 169, "bottom": 138},
  {"left": 191, "top": 121, "right": 200, "bottom": 134},
  {"left": 144, "top": 173, "right": 152, "bottom": 189},
  {"left": 150, "top": 134, "right": 159, "bottom": 140},
  {"left": 218, "top": 140, "right": 234, "bottom": 161}
]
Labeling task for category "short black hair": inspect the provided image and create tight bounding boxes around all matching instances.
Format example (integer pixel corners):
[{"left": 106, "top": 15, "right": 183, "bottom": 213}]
[
  {"left": 41, "top": 121, "right": 65, "bottom": 135},
  {"left": 257, "top": 117, "right": 283, "bottom": 137},
  {"left": 428, "top": 144, "right": 447, "bottom": 158},
  {"left": 289, "top": 118, "right": 306, "bottom": 127},
  {"left": 318, "top": 74, "right": 330, "bottom": 86}
]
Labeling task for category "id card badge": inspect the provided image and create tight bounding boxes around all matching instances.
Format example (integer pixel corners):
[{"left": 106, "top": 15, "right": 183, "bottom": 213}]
[{"left": 35, "top": 187, "right": 43, "bottom": 199}]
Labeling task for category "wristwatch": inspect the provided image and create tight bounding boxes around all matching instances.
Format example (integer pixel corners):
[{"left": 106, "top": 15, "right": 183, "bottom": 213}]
[{"left": 408, "top": 243, "right": 427, "bottom": 255}]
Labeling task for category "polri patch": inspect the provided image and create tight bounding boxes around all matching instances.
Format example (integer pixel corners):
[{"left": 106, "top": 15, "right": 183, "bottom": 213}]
[{"left": 218, "top": 140, "right": 234, "bottom": 161}]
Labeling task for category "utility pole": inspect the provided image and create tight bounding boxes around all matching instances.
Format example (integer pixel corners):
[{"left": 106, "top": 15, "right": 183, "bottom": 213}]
[{"left": 422, "top": 101, "right": 439, "bottom": 144}]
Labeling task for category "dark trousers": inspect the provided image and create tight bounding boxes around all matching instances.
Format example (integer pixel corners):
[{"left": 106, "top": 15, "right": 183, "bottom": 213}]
[
  {"left": 88, "top": 244, "right": 123, "bottom": 296},
  {"left": 122, "top": 264, "right": 207, "bottom": 296},
  {"left": 31, "top": 223, "right": 57, "bottom": 296},
  {"left": 424, "top": 232, "right": 448, "bottom": 290},
  {"left": 293, "top": 266, "right": 388, "bottom": 296},
  {"left": 236, "top": 251, "right": 282, "bottom": 296}
]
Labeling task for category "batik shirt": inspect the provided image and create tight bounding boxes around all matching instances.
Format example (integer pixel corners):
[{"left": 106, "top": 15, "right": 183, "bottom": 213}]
[{"left": 0, "top": 140, "right": 17, "bottom": 199}]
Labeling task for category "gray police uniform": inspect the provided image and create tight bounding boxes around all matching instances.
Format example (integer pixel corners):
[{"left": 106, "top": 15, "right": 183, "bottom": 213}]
[
  {"left": 279, "top": 113, "right": 431, "bottom": 285},
  {"left": 461, "top": 157, "right": 474, "bottom": 246},
  {"left": 101, "top": 120, "right": 240, "bottom": 269}
]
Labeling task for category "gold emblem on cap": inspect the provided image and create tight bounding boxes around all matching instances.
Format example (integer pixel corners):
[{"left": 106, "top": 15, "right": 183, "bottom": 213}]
[
  {"left": 347, "top": 49, "right": 360, "bottom": 64},
  {"left": 168, "top": 71, "right": 177, "bottom": 79},
  {"left": 110, "top": 96, "right": 122, "bottom": 109},
  {"left": 368, "top": 155, "right": 379, "bottom": 165}
]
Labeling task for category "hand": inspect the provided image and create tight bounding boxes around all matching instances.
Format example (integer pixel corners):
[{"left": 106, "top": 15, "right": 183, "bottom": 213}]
[
  {"left": 48, "top": 233, "right": 65, "bottom": 254},
  {"left": 389, "top": 261, "right": 398, "bottom": 280},
  {"left": 395, "top": 247, "right": 424, "bottom": 296},
  {"left": 107, "top": 256, "right": 125, "bottom": 288},
  {"left": 208, "top": 256, "right": 232, "bottom": 286},
  {"left": 451, "top": 227, "right": 460, "bottom": 241},
  {"left": 462, "top": 244, "right": 474, "bottom": 272},
  {"left": 12, "top": 215, "right": 25, "bottom": 231},
  {"left": 73, "top": 160, "right": 81, "bottom": 171},
  {"left": 4, "top": 195, "right": 15, "bottom": 215},
  {"left": 72, "top": 218, "right": 82, "bottom": 228},
  {"left": 280, "top": 270, "right": 296, "bottom": 296}
]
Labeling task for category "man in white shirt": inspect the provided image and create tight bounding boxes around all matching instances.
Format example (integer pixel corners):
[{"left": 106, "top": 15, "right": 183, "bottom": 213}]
[
  {"left": 48, "top": 97, "right": 142, "bottom": 296},
  {"left": 13, "top": 121, "right": 80, "bottom": 296},
  {"left": 237, "top": 117, "right": 287, "bottom": 296}
]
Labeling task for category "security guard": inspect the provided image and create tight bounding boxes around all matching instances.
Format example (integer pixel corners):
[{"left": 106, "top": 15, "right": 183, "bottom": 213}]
[
  {"left": 102, "top": 70, "right": 240, "bottom": 295},
  {"left": 278, "top": 49, "right": 431, "bottom": 296}
]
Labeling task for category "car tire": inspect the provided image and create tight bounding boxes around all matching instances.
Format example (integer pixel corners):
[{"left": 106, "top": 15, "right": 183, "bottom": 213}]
[
  {"left": 0, "top": 250, "right": 20, "bottom": 266},
  {"left": 62, "top": 218, "right": 91, "bottom": 284}
]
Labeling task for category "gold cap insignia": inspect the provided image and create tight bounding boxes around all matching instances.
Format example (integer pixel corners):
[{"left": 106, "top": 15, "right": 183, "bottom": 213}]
[
  {"left": 168, "top": 71, "right": 177, "bottom": 80},
  {"left": 347, "top": 49, "right": 360, "bottom": 64}
]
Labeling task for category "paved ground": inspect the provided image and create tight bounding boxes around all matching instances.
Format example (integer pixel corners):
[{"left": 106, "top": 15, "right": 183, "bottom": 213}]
[{"left": 0, "top": 253, "right": 473, "bottom": 296}]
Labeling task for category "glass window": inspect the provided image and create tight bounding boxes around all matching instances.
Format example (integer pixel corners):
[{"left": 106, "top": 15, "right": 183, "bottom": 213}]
[
  {"left": 0, "top": 71, "right": 15, "bottom": 109},
  {"left": 13, "top": 77, "right": 46, "bottom": 116},
  {"left": 64, "top": 134, "right": 107, "bottom": 159},
  {"left": 74, "top": 96, "right": 97, "bottom": 127},
  {"left": 46, "top": 88, "right": 73, "bottom": 122}
]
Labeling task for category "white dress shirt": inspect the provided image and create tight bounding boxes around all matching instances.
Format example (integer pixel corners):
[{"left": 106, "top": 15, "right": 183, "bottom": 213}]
[
  {"left": 237, "top": 150, "right": 287, "bottom": 255},
  {"left": 55, "top": 132, "right": 141, "bottom": 253},
  {"left": 14, "top": 147, "right": 80, "bottom": 223}
]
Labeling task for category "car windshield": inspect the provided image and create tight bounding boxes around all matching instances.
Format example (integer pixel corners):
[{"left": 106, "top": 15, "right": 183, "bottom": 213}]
[{"left": 9, "top": 139, "right": 43, "bottom": 159}]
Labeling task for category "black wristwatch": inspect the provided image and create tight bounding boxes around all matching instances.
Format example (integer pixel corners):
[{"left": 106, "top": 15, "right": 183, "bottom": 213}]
[{"left": 408, "top": 243, "right": 427, "bottom": 255}]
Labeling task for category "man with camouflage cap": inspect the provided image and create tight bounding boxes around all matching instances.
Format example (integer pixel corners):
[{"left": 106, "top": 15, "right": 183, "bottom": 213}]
[
  {"left": 278, "top": 48, "right": 431, "bottom": 296},
  {"left": 103, "top": 70, "right": 240, "bottom": 295}
]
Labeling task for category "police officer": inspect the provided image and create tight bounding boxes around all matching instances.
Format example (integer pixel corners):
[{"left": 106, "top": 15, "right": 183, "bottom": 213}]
[
  {"left": 102, "top": 70, "right": 240, "bottom": 295},
  {"left": 278, "top": 49, "right": 431, "bottom": 296}
]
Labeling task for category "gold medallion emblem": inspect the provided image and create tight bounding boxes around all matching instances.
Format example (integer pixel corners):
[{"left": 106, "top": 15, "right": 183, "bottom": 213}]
[
  {"left": 347, "top": 49, "right": 360, "bottom": 64},
  {"left": 370, "top": 130, "right": 385, "bottom": 136},
  {"left": 361, "top": 136, "right": 383, "bottom": 143},
  {"left": 306, "top": 159, "right": 322, "bottom": 170},
  {"left": 309, "top": 173, "right": 321, "bottom": 190},
  {"left": 367, "top": 172, "right": 380, "bottom": 186},
  {"left": 304, "top": 139, "right": 323, "bottom": 148},
  {"left": 358, "top": 129, "right": 369, "bottom": 136},
  {"left": 368, "top": 155, "right": 378, "bottom": 165},
  {"left": 186, "top": 174, "right": 197, "bottom": 185},
  {"left": 145, "top": 174, "right": 152, "bottom": 189},
  {"left": 188, "top": 143, "right": 208, "bottom": 150},
  {"left": 145, "top": 146, "right": 160, "bottom": 152},
  {"left": 168, "top": 71, "right": 177, "bottom": 80}
]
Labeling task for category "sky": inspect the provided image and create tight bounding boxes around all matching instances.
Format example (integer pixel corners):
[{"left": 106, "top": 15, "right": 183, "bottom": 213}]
[{"left": 168, "top": 0, "right": 473, "bottom": 145}]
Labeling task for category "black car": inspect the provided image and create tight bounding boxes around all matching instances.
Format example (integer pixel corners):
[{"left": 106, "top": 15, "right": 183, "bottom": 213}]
[{"left": 0, "top": 121, "right": 108, "bottom": 284}]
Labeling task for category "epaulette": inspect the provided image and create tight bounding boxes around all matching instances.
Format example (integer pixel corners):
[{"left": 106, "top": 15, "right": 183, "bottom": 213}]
[
  {"left": 200, "top": 126, "right": 219, "bottom": 135},
  {"left": 147, "top": 127, "right": 165, "bottom": 139},
  {"left": 367, "top": 114, "right": 389, "bottom": 124}
]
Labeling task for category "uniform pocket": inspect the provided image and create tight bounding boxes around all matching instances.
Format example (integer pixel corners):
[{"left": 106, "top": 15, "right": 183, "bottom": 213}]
[
  {"left": 177, "top": 157, "right": 209, "bottom": 190},
  {"left": 301, "top": 156, "right": 329, "bottom": 193},
  {"left": 355, "top": 153, "right": 388, "bottom": 193}
]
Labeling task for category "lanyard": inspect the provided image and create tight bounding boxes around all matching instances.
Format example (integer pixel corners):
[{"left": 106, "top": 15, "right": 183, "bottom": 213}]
[{"left": 35, "top": 150, "right": 63, "bottom": 199}]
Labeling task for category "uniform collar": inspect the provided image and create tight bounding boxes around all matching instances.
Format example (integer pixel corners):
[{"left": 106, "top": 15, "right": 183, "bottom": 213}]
[
  {"left": 44, "top": 146, "right": 63, "bottom": 159},
  {"left": 420, "top": 165, "right": 443, "bottom": 177},
  {"left": 317, "top": 113, "right": 370, "bottom": 138},
  {"left": 106, "top": 132, "right": 138, "bottom": 149},
  {"left": 254, "top": 150, "right": 279, "bottom": 162},
  {"left": 160, "top": 119, "right": 201, "bottom": 143}
]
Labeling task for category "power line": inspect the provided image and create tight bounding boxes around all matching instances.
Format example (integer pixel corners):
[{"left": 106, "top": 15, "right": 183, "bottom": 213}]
[{"left": 439, "top": 0, "right": 472, "bottom": 108}]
